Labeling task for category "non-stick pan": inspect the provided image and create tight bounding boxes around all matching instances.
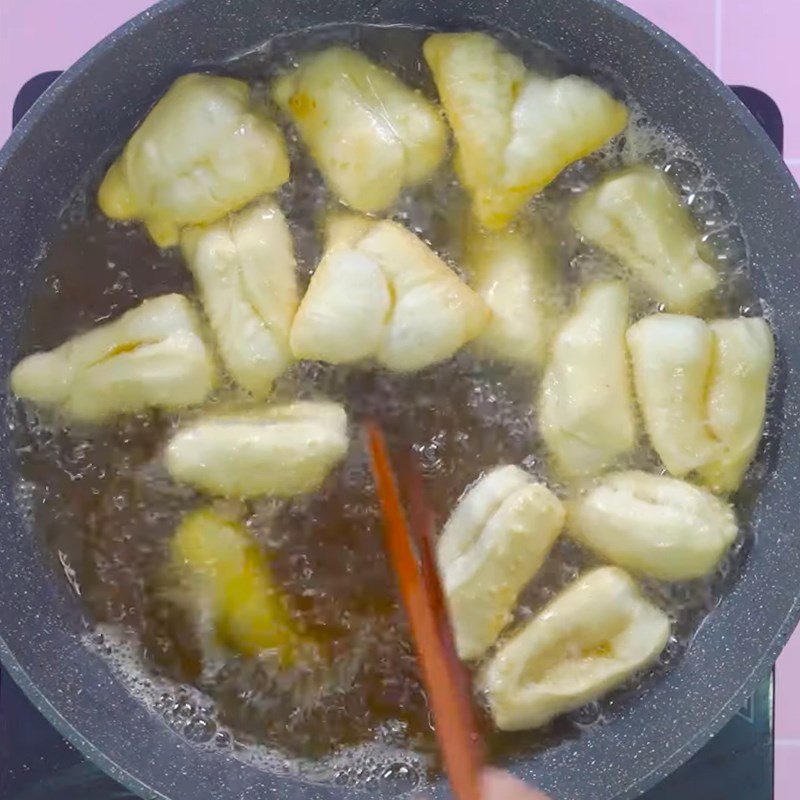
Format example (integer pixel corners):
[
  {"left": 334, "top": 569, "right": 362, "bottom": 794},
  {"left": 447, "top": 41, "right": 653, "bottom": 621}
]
[{"left": 1, "top": 1, "right": 799, "bottom": 798}]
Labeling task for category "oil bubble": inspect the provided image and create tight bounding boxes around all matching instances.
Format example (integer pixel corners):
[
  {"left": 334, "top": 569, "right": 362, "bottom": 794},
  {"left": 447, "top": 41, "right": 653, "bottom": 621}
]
[
  {"left": 663, "top": 158, "right": 702, "bottom": 193},
  {"left": 689, "top": 189, "right": 733, "bottom": 229},
  {"left": 644, "top": 147, "right": 667, "bottom": 168},
  {"left": 184, "top": 716, "right": 217, "bottom": 743},
  {"left": 334, "top": 770, "right": 351, "bottom": 786},
  {"left": 174, "top": 699, "right": 196, "bottom": 718},
  {"left": 380, "top": 762, "right": 420, "bottom": 794},
  {"left": 568, "top": 700, "right": 602, "bottom": 728},
  {"left": 701, "top": 225, "right": 748, "bottom": 265},
  {"left": 214, "top": 730, "right": 232, "bottom": 749}
]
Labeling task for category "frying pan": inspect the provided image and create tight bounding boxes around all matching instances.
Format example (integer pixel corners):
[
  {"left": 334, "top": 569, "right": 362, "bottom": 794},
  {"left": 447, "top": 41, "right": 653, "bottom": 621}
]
[{"left": 1, "top": 1, "right": 799, "bottom": 798}]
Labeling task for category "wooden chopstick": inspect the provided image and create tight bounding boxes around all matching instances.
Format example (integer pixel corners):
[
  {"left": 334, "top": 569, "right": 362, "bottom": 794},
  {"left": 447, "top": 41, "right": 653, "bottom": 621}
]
[
  {"left": 366, "top": 421, "right": 484, "bottom": 800},
  {"left": 400, "top": 451, "right": 484, "bottom": 761}
]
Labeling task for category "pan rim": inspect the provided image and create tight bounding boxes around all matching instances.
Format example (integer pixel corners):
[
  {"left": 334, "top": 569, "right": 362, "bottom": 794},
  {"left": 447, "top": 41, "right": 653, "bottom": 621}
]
[{"left": 0, "top": 1, "right": 798, "bottom": 799}]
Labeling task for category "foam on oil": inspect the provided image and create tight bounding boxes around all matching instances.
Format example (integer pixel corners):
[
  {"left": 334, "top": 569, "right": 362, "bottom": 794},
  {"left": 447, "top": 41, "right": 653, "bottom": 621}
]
[{"left": 8, "top": 22, "right": 767, "bottom": 792}]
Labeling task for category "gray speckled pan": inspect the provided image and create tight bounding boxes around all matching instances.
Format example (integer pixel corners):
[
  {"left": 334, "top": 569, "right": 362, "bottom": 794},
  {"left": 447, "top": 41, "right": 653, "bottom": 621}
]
[{"left": 0, "top": 1, "right": 799, "bottom": 798}]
